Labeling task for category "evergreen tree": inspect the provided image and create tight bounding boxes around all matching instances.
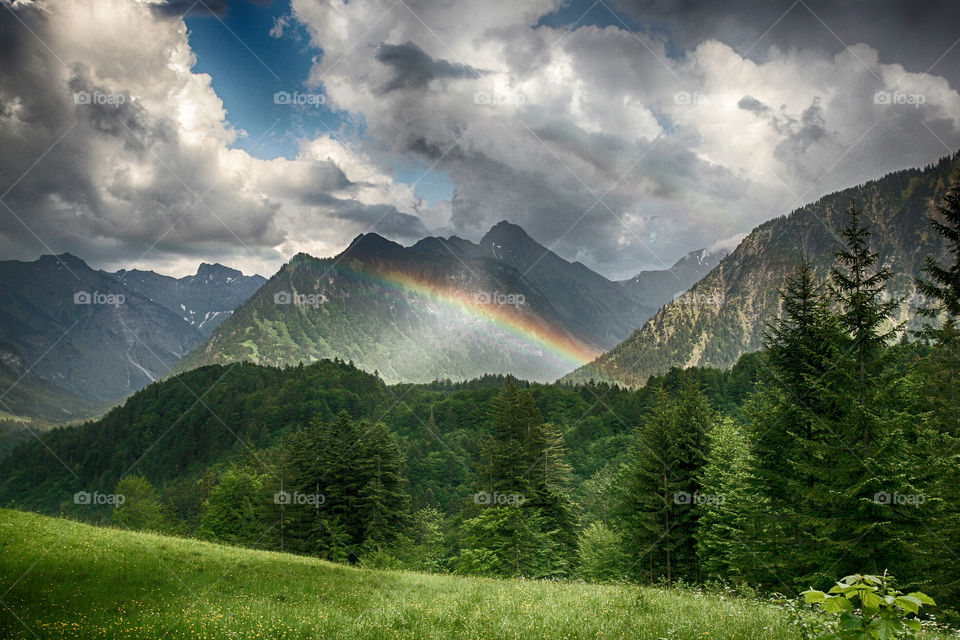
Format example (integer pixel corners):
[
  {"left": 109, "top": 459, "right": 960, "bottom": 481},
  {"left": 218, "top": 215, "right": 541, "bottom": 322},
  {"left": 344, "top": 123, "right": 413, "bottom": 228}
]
[
  {"left": 615, "top": 377, "right": 709, "bottom": 584},
  {"left": 747, "top": 257, "right": 846, "bottom": 587},
  {"left": 916, "top": 169, "right": 960, "bottom": 323},
  {"left": 820, "top": 203, "right": 909, "bottom": 579},
  {"left": 696, "top": 417, "right": 759, "bottom": 582},
  {"left": 265, "top": 411, "right": 411, "bottom": 561},
  {"left": 908, "top": 175, "right": 960, "bottom": 605},
  {"left": 198, "top": 465, "right": 269, "bottom": 545},
  {"left": 458, "top": 384, "right": 575, "bottom": 578},
  {"left": 356, "top": 419, "right": 411, "bottom": 547},
  {"left": 828, "top": 202, "right": 902, "bottom": 453}
]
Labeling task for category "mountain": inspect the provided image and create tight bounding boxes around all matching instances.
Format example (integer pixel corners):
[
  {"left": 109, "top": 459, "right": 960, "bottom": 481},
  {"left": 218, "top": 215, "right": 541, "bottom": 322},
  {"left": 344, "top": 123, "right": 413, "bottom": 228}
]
[
  {"left": 174, "top": 222, "right": 721, "bottom": 383},
  {"left": 619, "top": 247, "right": 729, "bottom": 310},
  {"left": 112, "top": 263, "right": 266, "bottom": 336},
  {"left": 565, "top": 151, "right": 960, "bottom": 387},
  {"left": 477, "top": 221, "right": 654, "bottom": 348},
  {"left": 0, "top": 255, "right": 262, "bottom": 411},
  {"left": 0, "top": 337, "right": 106, "bottom": 459},
  {"left": 0, "top": 254, "right": 205, "bottom": 405},
  {"left": 0, "top": 338, "right": 103, "bottom": 422}
]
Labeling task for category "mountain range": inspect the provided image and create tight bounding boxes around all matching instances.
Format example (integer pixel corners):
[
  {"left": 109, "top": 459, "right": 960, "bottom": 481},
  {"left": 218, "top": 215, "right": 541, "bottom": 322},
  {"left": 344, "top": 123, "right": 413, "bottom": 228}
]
[
  {"left": 4, "top": 151, "right": 953, "bottom": 412},
  {"left": 113, "top": 264, "right": 266, "bottom": 337},
  {"left": 565, "top": 151, "right": 960, "bottom": 386},
  {"left": 0, "top": 256, "right": 264, "bottom": 412},
  {"left": 174, "top": 221, "right": 725, "bottom": 384}
]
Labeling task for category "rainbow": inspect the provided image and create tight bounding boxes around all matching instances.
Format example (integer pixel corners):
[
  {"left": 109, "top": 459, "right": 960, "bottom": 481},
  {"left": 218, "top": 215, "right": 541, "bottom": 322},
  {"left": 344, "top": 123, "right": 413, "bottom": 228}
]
[{"left": 331, "top": 264, "right": 601, "bottom": 369}]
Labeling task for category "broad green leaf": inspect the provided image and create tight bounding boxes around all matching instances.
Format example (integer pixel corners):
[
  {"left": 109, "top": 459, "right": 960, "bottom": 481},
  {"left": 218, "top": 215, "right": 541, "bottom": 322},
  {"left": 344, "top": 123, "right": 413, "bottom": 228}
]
[
  {"left": 839, "top": 612, "right": 861, "bottom": 629},
  {"left": 894, "top": 595, "right": 921, "bottom": 613},
  {"left": 872, "top": 616, "right": 899, "bottom": 640},
  {"left": 861, "top": 590, "right": 884, "bottom": 610},
  {"left": 823, "top": 596, "right": 853, "bottom": 613},
  {"left": 803, "top": 590, "right": 827, "bottom": 604},
  {"left": 906, "top": 591, "right": 935, "bottom": 606}
]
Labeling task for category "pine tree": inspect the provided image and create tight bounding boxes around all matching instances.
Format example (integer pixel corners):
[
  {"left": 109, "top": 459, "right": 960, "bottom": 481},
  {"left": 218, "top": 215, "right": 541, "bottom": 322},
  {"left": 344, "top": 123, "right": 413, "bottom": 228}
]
[
  {"left": 265, "top": 411, "right": 412, "bottom": 561},
  {"left": 696, "top": 417, "right": 759, "bottom": 582},
  {"left": 356, "top": 419, "right": 411, "bottom": 547},
  {"left": 828, "top": 202, "right": 902, "bottom": 453},
  {"left": 615, "top": 377, "right": 709, "bottom": 584},
  {"left": 459, "top": 384, "right": 576, "bottom": 577},
  {"left": 802, "top": 203, "right": 913, "bottom": 583},
  {"left": 747, "top": 257, "right": 846, "bottom": 587},
  {"left": 908, "top": 174, "right": 960, "bottom": 604},
  {"left": 916, "top": 169, "right": 960, "bottom": 323}
]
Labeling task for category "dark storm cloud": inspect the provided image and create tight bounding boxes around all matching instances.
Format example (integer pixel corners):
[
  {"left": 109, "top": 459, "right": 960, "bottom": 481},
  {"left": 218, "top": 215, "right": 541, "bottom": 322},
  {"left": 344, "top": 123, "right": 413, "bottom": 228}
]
[
  {"left": 374, "top": 42, "right": 483, "bottom": 93},
  {"left": 737, "top": 95, "right": 770, "bottom": 114},
  {"left": 611, "top": 0, "right": 960, "bottom": 86}
]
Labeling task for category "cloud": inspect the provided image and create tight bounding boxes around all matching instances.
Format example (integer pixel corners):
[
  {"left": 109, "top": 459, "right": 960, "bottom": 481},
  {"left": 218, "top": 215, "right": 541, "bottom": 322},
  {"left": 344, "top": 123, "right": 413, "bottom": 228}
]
[
  {"left": 150, "top": 0, "right": 272, "bottom": 18},
  {"left": 1, "top": 0, "right": 959, "bottom": 282},
  {"left": 0, "top": 0, "right": 427, "bottom": 277},
  {"left": 737, "top": 95, "right": 769, "bottom": 114},
  {"left": 375, "top": 42, "right": 483, "bottom": 93},
  {"left": 288, "top": 0, "right": 960, "bottom": 277},
  {"left": 608, "top": 0, "right": 960, "bottom": 88}
]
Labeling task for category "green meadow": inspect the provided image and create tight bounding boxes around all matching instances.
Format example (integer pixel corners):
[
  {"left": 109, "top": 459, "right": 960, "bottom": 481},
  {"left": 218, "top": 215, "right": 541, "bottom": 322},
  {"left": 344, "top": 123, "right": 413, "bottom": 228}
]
[{"left": 1, "top": 509, "right": 956, "bottom": 640}]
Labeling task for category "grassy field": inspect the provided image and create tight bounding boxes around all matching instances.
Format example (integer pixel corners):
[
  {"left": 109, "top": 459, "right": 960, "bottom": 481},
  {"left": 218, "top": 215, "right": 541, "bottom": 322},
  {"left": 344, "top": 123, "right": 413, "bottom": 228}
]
[{"left": 0, "top": 509, "right": 953, "bottom": 640}]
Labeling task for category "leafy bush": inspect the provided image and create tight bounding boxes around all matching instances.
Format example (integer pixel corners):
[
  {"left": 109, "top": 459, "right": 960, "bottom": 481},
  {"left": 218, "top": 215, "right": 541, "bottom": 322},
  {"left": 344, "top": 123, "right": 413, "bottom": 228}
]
[{"left": 802, "top": 573, "right": 935, "bottom": 639}]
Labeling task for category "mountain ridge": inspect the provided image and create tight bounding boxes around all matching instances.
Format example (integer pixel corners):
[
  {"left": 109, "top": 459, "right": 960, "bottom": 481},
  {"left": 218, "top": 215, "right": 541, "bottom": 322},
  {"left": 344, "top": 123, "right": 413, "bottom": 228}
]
[
  {"left": 174, "top": 222, "right": 723, "bottom": 383},
  {"left": 564, "top": 151, "right": 960, "bottom": 387}
]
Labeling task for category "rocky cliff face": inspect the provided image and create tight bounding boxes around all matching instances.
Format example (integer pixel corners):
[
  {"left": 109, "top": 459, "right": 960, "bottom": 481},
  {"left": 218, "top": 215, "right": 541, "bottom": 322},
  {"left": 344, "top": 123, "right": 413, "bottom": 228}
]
[{"left": 113, "top": 263, "right": 265, "bottom": 336}]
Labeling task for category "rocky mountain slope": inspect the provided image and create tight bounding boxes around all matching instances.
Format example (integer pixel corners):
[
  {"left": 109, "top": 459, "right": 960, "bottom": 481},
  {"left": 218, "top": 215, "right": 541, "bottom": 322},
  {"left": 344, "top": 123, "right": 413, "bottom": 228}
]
[
  {"left": 112, "top": 263, "right": 265, "bottom": 336},
  {"left": 0, "top": 255, "right": 262, "bottom": 411},
  {"left": 564, "top": 152, "right": 960, "bottom": 387}
]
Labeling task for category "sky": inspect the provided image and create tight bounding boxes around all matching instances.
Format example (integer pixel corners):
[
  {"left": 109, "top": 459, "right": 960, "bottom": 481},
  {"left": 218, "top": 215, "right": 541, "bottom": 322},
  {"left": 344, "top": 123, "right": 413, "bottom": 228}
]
[{"left": 0, "top": 0, "right": 958, "bottom": 279}]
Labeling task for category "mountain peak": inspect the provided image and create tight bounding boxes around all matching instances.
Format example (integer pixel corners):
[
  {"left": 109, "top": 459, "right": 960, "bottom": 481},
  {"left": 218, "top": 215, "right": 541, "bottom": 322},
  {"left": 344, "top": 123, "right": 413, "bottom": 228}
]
[
  {"left": 37, "top": 253, "right": 90, "bottom": 270},
  {"left": 196, "top": 262, "right": 242, "bottom": 279},
  {"left": 340, "top": 233, "right": 405, "bottom": 258},
  {"left": 482, "top": 220, "right": 534, "bottom": 245}
]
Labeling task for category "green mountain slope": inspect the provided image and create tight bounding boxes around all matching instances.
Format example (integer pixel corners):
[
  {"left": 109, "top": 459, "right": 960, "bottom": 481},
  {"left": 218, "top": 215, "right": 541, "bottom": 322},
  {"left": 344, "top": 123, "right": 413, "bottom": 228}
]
[
  {"left": 174, "top": 222, "right": 725, "bottom": 384},
  {"left": 565, "top": 152, "right": 960, "bottom": 387}
]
